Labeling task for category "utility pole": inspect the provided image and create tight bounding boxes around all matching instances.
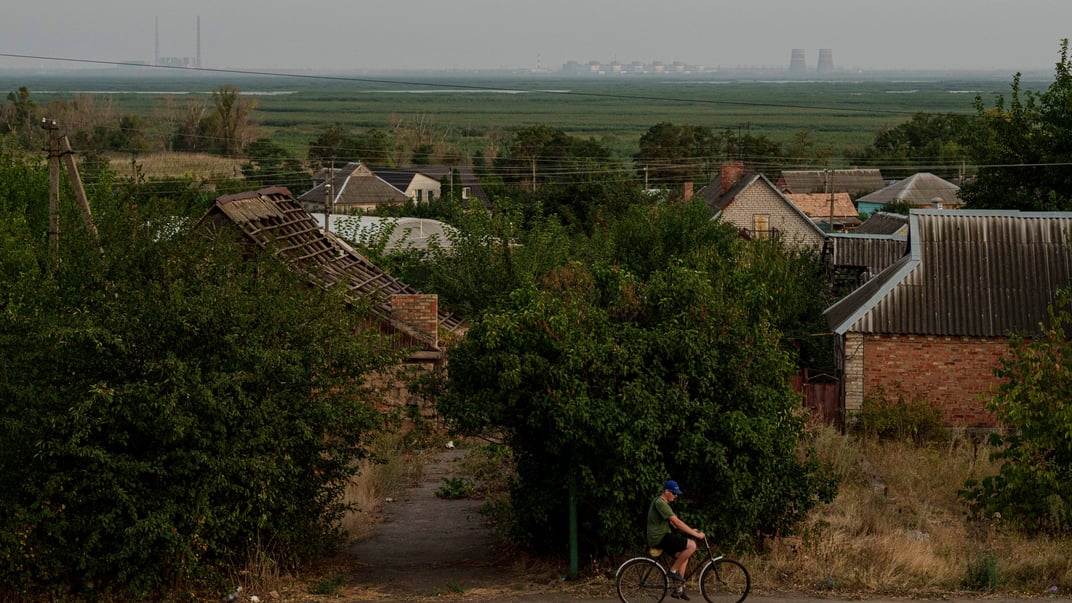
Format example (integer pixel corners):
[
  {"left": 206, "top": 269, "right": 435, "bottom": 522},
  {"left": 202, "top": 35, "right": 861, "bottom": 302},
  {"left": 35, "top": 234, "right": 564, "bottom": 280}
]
[
  {"left": 826, "top": 168, "right": 835, "bottom": 234},
  {"left": 42, "top": 118, "right": 102, "bottom": 255},
  {"left": 323, "top": 158, "right": 334, "bottom": 234},
  {"left": 43, "top": 118, "right": 60, "bottom": 254},
  {"left": 60, "top": 135, "right": 102, "bottom": 254}
]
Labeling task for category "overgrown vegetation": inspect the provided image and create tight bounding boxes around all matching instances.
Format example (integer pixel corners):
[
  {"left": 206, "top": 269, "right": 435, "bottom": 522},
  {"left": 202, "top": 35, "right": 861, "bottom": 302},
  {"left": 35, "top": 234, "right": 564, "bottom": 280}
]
[
  {"left": 961, "top": 286, "right": 1072, "bottom": 534},
  {"left": 439, "top": 199, "right": 839, "bottom": 556},
  {"left": 753, "top": 422, "right": 1072, "bottom": 596},
  {"left": 0, "top": 146, "right": 406, "bottom": 599}
]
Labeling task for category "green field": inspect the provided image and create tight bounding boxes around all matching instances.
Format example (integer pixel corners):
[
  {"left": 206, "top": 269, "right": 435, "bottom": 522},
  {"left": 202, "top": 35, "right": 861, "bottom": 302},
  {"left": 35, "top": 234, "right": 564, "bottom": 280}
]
[{"left": 0, "top": 68, "right": 1046, "bottom": 162}]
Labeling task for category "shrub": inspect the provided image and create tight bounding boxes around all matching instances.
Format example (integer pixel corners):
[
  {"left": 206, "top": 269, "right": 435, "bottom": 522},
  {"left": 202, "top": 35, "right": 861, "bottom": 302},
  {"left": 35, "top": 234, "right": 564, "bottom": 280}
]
[
  {"left": 853, "top": 387, "right": 948, "bottom": 445},
  {"left": 0, "top": 154, "right": 403, "bottom": 599}
]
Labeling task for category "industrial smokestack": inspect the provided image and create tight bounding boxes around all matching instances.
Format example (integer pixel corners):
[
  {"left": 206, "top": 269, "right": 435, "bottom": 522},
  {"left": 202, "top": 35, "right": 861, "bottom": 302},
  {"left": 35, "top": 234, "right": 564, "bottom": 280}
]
[
  {"left": 817, "top": 48, "right": 834, "bottom": 74},
  {"left": 789, "top": 49, "right": 806, "bottom": 74},
  {"left": 196, "top": 16, "right": 201, "bottom": 68},
  {"left": 155, "top": 17, "right": 159, "bottom": 66}
]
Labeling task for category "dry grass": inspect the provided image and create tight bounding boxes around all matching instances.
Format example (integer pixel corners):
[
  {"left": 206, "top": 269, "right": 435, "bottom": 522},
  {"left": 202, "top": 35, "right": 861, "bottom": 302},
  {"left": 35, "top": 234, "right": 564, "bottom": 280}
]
[
  {"left": 750, "top": 426, "right": 1072, "bottom": 596},
  {"left": 338, "top": 431, "right": 431, "bottom": 541},
  {"left": 107, "top": 152, "right": 246, "bottom": 180}
]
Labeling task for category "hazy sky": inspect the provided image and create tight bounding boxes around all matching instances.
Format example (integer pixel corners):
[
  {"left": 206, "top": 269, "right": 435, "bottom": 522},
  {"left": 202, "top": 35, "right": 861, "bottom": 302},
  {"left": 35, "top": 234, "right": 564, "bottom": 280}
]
[{"left": 2, "top": 0, "right": 1071, "bottom": 73}]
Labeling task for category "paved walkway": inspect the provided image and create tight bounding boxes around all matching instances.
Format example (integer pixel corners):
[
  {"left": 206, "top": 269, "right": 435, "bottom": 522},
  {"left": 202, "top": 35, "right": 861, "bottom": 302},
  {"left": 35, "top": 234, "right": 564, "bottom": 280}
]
[{"left": 347, "top": 447, "right": 506, "bottom": 598}]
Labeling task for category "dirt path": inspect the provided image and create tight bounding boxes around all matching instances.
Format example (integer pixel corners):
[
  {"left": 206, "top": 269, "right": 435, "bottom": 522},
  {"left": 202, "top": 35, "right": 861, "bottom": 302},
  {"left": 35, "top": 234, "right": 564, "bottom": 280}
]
[{"left": 345, "top": 446, "right": 549, "bottom": 600}]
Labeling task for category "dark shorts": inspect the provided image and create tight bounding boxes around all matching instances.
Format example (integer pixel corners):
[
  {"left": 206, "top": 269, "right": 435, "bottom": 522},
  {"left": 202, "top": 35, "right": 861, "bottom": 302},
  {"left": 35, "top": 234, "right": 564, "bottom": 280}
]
[{"left": 656, "top": 532, "right": 688, "bottom": 555}]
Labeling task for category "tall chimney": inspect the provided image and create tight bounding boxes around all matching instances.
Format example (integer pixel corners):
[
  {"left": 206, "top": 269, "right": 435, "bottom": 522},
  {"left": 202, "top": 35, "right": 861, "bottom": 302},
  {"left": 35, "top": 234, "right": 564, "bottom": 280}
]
[
  {"left": 683, "top": 181, "right": 694, "bottom": 202},
  {"left": 196, "top": 16, "right": 201, "bottom": 69},
  {"left": 154, "top": 17, "right": 159, "bottom": 66},
  {"left": 720, "top": 162, "right": 745, "bottom": 195}
]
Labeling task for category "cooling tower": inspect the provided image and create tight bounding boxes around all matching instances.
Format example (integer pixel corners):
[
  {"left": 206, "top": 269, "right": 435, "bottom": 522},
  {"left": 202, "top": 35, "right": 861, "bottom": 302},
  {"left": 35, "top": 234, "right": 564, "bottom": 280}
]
[
  {"left": 817, "top": 48, "right": 834, "bottom": 74},
  {"left": 789, "top": 49, "right": 806, "bottom": 74}
]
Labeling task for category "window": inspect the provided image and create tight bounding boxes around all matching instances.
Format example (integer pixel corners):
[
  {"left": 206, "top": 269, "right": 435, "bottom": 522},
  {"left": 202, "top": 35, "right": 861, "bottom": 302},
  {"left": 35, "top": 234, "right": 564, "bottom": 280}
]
[
  {"left": 415, "top": 190, "right": 423, "bottom": 202},
  {"left": 753, "top": 214, "right": 770, "bottom": 239}
]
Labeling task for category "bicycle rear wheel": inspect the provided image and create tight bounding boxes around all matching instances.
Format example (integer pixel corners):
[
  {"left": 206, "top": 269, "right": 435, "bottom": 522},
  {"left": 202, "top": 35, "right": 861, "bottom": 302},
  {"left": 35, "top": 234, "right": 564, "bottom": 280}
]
[
  {"left": 698, "top": 557, "right": 750, "bottom": 603},
  {"left": 616, "top": 557, "right": 669, "bottom": 603}
]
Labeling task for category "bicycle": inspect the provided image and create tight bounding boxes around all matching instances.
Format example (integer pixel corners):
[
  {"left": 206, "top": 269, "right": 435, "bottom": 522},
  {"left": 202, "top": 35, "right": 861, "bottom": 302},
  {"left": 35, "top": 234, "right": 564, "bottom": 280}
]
[{"left": 615, "top": 534, "right": 750, "bottom": 603}]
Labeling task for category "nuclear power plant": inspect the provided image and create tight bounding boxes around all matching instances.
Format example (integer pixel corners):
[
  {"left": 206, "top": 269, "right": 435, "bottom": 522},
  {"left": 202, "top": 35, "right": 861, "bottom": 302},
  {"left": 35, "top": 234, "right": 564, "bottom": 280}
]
[
  {"left": 154, "top": 16, "right": 202, "bottom": 68},
  {"left": 817, "top": 49, "right": 834, "bottom": 74},
  {"left": 789, "top": 49, "right": 807, "bottom": 74},
  {"left": 787, "top": 49, "right": 835, "bottom": 75}
]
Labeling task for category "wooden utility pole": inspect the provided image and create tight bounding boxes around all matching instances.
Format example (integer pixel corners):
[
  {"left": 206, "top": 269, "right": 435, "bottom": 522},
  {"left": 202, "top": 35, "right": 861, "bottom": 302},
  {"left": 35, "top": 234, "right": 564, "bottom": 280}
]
[
  {"left": 42, "top": 118, "right": 103, "bottom": 255},
  {"left": 60, "top": 135, "right": 102, "bottom": 254},
  {"left": 826, "top": 168, "right": 835, "bottom": 234},
  {"left": 43, "top": 118, "right": 60, "bottom": 253},
  {"left": 323, "top": 158, "right": 334, "bottom": 233}
]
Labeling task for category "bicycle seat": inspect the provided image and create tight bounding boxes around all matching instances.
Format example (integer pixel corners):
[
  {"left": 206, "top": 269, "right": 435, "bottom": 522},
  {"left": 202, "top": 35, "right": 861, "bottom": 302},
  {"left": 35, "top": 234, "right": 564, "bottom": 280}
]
[{"left": 649, "top": 547, "right": 663, "bottom": 557}]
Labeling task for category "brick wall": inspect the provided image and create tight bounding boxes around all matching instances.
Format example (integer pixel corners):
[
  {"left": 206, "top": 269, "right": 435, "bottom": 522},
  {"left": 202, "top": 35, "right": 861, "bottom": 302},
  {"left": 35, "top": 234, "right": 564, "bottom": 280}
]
[
  {"left": 856, "top": 334, "right": 1006, "bottom": 428},
  {"left": 364, "top": 362, "right": 442, "bottom": 419},
  {"left": 391, "top": 294, "right": 438, "bottom": 349},
  {"left": 721, "top": 182, "right": 825, "bottom": 248}
]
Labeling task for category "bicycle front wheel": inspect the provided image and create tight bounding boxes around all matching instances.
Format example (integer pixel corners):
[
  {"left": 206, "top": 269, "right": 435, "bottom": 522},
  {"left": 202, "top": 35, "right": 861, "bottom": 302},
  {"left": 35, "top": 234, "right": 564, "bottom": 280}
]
[
  {"left": 698, "top": 557, "right": 750, "bottom": 603},
  {"left": 616, "top": 557, "right": 668, "bottom": 603}
]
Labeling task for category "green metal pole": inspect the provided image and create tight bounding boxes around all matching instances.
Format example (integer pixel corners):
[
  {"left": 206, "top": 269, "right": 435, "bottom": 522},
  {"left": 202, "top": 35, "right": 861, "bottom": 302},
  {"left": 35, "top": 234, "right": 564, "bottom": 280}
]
[{"left": 569, "top": 473, "right": 578, "bottom": 578}]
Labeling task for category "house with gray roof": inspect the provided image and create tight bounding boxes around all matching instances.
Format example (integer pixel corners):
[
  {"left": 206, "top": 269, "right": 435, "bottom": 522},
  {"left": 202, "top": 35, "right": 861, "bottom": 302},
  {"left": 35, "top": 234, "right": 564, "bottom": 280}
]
[
  {"left": 298, "top": 163, "right": 491, "bottom": 213},
  {"left": 825, "top": 209, "right": 1072, "bottom": 428},
  {"left": 298, "top": 163, "right": 409, "bottom": 213},
  {"left": 699, "top": 162, "right": 827, "bottom": 248},
  {"left": 856, "top": 172, "right": 962, "bottom": 215},
  {"left": 777, "top": 168, "right": 885, "bottom": 198},
  {"left": 854, "top": 211, "right": 909, "bottom": 236}
]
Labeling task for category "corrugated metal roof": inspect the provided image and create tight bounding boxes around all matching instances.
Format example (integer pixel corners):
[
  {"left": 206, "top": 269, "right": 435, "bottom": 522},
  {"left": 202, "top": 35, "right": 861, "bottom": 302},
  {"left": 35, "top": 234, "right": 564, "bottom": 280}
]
[
  {"left": 826, "top": 210, "right": 1072, "bottom": 336},
  {"left": 829, "top": 233, "right": 908, "bottom": 276},
  {"left": 855, "top": 211, "right": 909, "bottom": 235},
  {"left": 856, "top": 173, "right": 962, "bottom": 207},
  {"left": 778, "top": 169, "right": 885, "bottom": 197},
  {"left": 196, "top": 187, "right": 467, "bottom": 349}
]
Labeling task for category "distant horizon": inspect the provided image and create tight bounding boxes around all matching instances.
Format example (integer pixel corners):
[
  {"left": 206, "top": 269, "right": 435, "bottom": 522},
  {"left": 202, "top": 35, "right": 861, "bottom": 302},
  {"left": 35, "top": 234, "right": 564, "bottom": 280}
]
[
  {"left": 1, "top": 1, "right": 1069, "bottom": 75},
  {"left": 0, "top": 56, "right": 1057, "bottom": 84}
]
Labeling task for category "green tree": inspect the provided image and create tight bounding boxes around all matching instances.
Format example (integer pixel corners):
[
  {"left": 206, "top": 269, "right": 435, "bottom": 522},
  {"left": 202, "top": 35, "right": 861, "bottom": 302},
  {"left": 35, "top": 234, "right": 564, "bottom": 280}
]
[
  {"left": 848, "top": 112, "right": 977, "bottom": 180},
  {"left": 634, "top": 122, "right": 721, "bottom": 186},
  {"left": 0, "top": 148, "right": 404, "bottom": 598},
  {"left": 439, "top": 200, "right": 836, "bottom": 555},
  {"left": 208, "top": 84, "right": 257, "bottom": 156},
  {"left": 307, "top": 124, "right": 392, "bottom": 167},
  {"left": 961, "top": 286, "right": 1072, "bottom": 533},
  {"left": 495, "top": 125, "right": 640, "bottom": 233},
  {"left": 960, "top": 39, "right": 1072, "bottom": 210},
  {"left": 1, "top": 86, "right": 41, "bottom": 149},
  {"left": 242, "top": 137, "right": 308, "bottom": 190}
]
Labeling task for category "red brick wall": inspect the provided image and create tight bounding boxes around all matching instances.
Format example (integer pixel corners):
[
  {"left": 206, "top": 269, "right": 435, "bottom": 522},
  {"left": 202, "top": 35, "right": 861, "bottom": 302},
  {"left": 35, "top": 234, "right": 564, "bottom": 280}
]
[
  {"left": 391, "top": 294, "right": 438, "bottom": 348},
  {"left": 862, "top": 334, "right": 1007, "bottom": 428}
]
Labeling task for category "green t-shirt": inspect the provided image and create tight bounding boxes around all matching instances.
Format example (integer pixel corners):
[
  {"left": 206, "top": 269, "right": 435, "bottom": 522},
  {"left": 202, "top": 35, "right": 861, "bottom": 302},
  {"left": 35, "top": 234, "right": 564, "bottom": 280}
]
[{"left": 646, "top": 494, "right": 675, "bottom": 546}]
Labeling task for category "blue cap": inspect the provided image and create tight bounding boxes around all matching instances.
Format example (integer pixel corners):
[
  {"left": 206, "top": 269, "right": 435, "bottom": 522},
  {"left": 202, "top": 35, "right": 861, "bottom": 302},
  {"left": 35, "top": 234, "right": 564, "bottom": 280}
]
[{"left": 664, "top": 480, "right": 683, "bottom": 495}]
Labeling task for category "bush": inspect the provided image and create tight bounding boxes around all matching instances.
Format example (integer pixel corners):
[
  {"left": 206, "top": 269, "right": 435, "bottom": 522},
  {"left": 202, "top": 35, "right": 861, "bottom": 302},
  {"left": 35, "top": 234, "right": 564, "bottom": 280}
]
[
  {"left": 853, "top": 387, "right": 948, "bottom": 444},
  {"left": 0, "top": 153, "right": 403, "bottom": 599},
  {"left": 440, "top": 200, "right": 838, "bottom": 556}
]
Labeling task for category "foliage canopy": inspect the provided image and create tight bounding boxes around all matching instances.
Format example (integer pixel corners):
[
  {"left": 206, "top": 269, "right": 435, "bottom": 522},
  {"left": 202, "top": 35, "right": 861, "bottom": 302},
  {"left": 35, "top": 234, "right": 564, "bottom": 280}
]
[
  {"left": 439, "top": 200, "right": 837, "bottom": 554},
  {"left": 0, "top": 146, "right": 404, "bottom": 598},
  {"left": 961, "top": 287, "right": 1072, "bottom": 533}
]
